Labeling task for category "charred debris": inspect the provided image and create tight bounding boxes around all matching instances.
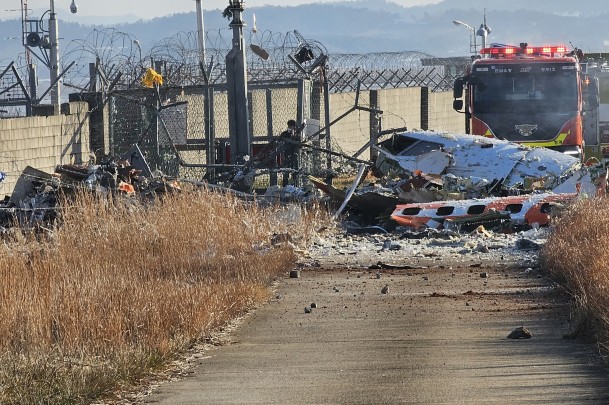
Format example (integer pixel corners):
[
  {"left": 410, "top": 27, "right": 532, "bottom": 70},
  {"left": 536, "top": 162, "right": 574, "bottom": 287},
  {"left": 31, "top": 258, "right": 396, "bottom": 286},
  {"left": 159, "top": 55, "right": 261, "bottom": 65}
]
[
  {"left": 1, "top": 131, "right": 607, "bottom": 234},
  {"left": 0, "top": 145, "right": 182, "bottom": 230},
  {"left": 309, "top": 130, "right": 608, "bottom": 234}
]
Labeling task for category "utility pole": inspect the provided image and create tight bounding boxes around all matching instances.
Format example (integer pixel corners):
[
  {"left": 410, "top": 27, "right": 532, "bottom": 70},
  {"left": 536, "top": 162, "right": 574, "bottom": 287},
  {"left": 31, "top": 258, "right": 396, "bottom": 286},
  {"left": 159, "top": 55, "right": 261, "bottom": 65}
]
[
  {"left": 22, "top": 0, "right": 37, "bottom": 114},
  {"left": 21, "top": 0, "right": 30, "bottom": 65},
  {"left": 225, "top": 0, "right": 250, "bottom": 163},
  {"left": 196, "top": 0, "right": 207, "bottom": 66},
  {"left": 49, "top": 0, "right": 60, "bottom": 108}
]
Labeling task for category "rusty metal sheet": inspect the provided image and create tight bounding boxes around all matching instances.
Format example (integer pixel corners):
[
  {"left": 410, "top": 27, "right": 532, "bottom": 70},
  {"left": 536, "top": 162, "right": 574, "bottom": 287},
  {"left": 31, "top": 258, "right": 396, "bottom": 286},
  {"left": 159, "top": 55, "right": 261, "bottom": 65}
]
[
  {"left": 309, "top": 176, "right": 398, "bottom": 216},
  {"left": 10, "top": 166, "right": 55, "bottom": 206}
]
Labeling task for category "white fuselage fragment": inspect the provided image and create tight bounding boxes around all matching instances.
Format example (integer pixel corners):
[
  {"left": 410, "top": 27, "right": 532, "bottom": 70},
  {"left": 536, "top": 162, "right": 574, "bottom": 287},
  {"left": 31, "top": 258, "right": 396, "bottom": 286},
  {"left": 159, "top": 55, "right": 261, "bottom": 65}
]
[{"left": 374, "top": 131, "right": 587, "bottom": 193}]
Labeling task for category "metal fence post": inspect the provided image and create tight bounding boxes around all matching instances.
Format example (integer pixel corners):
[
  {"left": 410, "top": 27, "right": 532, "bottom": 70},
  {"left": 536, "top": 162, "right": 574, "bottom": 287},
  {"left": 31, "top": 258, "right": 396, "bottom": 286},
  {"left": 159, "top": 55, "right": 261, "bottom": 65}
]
[
  {"left": 420, "top": 86, "right": 429, "bottom": 131},
  {"left": 323, "top": 74, "right": 332, "bottom": 184},
  {"left": 369, "top": 89, "right": 380, "bottom": 161},
  {"left": 27, "top": 64, "right": 37, "bottom": 116},
  {"left": 297, "top": 79, "right": 308, "bottom": 128},
  {"left": 295, "top": 79, "right": 310, "bottom": 187},
  {"left": 205, "top": 85, "right": 216, "bottom": 178},
  {"left": 225, "top": 0, "right": 250, "bottom": 164},
  {"left": 109, "top": 95, "right": 115, "bottom": 157},
  {"left": 88, "top": 62, "right": 97, "bottom": 93},
  {"left": 266, "top": 88, "right": 277, "bottom": 186}
]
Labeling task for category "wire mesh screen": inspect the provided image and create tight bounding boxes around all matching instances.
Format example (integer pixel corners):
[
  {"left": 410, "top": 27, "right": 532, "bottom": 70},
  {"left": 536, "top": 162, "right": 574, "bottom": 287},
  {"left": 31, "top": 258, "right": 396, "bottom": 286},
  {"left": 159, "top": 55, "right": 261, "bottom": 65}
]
[
  {"left": 154, "top": 109, "right": 182, "bottom": 176},
  {"left": 175, "top": 90, "right": 208, "bottom": 180},
  {"left": 107, "top": 82, "right": 320, "bottom": 185},
  {"left": 249, "top": 86, "right": 299, "bottom": 189},
  {"left": 159, "top": 105, "right": 187, "bottom": 146},
  {"left": 103, "top": 79, "right": 452, "bottom": 189},
  {"left": 249, "top": 89, "right": 268, "bottom": 137},
  {"left": 109, "top": 91, "right": 153, "bottom": 156},
  {"left": 109, "top": 88, "right": 201, "bottom": 178}
]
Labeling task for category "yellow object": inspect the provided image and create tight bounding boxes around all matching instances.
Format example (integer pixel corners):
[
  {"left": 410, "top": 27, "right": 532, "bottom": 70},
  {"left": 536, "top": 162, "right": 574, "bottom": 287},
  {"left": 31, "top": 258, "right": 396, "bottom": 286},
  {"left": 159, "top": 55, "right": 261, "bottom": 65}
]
[
  {"left": 141, "top": 68, "right": 163, "bottom": 88},
  {"left": 471, "top": 225, "right": 492, "bottom": 238},
  {"left": 522, "top": 132, "right": 569, "bottom": 148}
]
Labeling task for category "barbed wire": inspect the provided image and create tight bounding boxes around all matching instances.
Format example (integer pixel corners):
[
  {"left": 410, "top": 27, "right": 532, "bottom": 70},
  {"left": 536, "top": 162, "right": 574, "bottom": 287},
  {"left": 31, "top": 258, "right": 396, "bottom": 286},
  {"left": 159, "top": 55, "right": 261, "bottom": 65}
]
[
  {"left": 330, "top": 51, "right": 443, "bottom": 70},
  {"left": 57, "top": 28, "right": 464, "bottom": 93},
  {"left": 62, "top": 28, "right": 142, "bottom": 91},
  {"left": 1, "top": 27, "right": 466, "bottom": 120}
]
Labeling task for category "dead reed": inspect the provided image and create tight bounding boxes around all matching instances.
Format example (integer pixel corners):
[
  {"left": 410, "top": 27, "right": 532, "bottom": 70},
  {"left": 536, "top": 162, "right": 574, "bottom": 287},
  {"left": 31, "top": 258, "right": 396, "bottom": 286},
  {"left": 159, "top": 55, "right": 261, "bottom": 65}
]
[
  {"left": 0, "top": 187, "right": 326, "bottom": 404},
  {"left": 541, "top": 197, "right": 609, "bottom": 352}
]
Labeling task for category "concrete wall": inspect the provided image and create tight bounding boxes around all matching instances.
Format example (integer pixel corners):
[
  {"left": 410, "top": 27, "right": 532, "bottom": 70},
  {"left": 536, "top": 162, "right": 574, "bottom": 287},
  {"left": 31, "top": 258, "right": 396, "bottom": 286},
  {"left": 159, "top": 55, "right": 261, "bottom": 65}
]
[
  {"left": 328, "top": 91, "right": 371, "bottom": 156},
  {"left": 427, "top": 90, "right": 466, "bottom": 134},
  {"left": 328, "top": 88, "right": 464, "bottom": 156},
  {"left": 0, "top": 102, "right": 90, "bottom": 197},
  {"left": 376, "top": 87, "right": 423, "bottom": 131},
  {"left": 327, "top": 87, "right": 426, "bottom": 157}
]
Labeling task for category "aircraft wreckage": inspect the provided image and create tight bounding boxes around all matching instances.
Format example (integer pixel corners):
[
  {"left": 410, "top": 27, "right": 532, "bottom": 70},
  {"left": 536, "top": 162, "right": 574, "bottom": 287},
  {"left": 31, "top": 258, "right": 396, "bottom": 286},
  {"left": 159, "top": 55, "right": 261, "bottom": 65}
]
[
  {"left": 2, "top": 131, "right": 607, "bottom": 234},
  {"left": 373, "top": 131, "right": 598, "bottom": 196},
  {"left": 312, "top": 131, "right": 608, "bottom": 232}
]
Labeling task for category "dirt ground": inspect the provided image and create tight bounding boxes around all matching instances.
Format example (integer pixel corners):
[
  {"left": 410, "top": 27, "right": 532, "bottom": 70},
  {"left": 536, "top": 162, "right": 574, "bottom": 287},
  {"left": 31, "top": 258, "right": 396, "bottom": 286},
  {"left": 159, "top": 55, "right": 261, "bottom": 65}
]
[{"left": 139, "top": 232, "right": 609, "bottom": 404}]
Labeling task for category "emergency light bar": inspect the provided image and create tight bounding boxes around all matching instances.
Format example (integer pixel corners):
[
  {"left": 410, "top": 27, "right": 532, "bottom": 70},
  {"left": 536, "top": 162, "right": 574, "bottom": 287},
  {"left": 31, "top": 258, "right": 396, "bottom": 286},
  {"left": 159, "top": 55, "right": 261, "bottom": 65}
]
[{"left": 480, "top": 45, "right": 569, "bottom": 57}]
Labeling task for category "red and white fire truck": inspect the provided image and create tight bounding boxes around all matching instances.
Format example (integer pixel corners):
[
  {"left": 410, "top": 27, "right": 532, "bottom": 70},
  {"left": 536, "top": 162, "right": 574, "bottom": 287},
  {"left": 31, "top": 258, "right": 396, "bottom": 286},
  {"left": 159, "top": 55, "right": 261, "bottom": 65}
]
[{"left": 453, "top": 43, "right": 599, "bottom": 160}]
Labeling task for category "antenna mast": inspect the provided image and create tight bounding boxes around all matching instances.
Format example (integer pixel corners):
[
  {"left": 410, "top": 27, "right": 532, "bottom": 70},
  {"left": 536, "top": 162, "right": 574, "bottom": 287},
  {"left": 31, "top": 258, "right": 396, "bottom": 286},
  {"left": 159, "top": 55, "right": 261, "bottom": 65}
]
[
  {"left": 21, "top": 0, "right": 31, "bottom": 64},
  {"left": 196, "top": 0, "right": 207, "bottom": 66}
]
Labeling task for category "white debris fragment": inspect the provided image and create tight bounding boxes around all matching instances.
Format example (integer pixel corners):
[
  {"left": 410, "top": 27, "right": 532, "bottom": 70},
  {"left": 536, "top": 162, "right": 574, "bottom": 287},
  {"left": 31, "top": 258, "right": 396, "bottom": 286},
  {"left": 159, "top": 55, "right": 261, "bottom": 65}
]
[{"left": 374, "top": 131, "right": 591, "bottom": 193}]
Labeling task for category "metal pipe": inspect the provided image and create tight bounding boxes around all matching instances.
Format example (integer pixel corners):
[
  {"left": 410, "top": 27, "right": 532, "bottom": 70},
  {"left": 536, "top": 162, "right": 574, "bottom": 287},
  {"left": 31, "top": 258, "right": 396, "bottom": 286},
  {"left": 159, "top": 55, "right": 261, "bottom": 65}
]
[
  {"left": 333, "top": 163, "right": 367, "bottom": 219},
  {"left": 196, "top": 0, "right": 207, "bottom": 66},
  {"left": 225, "top": 0, "right": 250, "bottom": 163},
  {"left": 48, "top": 0, "right": 60, "bottom": 108}
]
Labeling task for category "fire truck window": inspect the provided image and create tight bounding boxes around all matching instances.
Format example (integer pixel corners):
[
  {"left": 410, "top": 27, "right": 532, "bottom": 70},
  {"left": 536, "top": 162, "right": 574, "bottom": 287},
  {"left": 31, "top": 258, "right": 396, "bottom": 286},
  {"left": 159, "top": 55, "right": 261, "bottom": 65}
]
[
  {"left": 548, "top": 75, "right": 577, "bottom": 99},
  {"left": 473, "top": 73, "right": 578, "bottom": 113},
  {"left": 512, "top": 77, "right": 535, "bottom": 100},
  {"left": 472, "top": 78, "right": 487, "bottom": 92}
]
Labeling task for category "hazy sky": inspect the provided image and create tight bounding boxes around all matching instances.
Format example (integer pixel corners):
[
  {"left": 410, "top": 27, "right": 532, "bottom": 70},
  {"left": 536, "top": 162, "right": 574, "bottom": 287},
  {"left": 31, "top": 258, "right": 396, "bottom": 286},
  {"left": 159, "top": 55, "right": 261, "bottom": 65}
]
[{"left": 1, "top": 0, "right": 443, "bottom": 21}]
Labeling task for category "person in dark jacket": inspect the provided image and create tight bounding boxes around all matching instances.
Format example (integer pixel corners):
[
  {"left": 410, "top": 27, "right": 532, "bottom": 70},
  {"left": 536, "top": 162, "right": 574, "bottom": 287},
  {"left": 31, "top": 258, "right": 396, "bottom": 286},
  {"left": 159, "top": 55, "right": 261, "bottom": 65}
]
[{"left": 279, "top": 119, "right": 301, "bottom": 186}]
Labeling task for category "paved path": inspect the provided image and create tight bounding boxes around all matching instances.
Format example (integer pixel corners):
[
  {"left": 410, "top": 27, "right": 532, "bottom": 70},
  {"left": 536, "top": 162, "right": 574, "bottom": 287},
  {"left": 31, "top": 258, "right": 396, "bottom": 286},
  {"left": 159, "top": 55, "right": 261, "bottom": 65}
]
[{"left": 145, "top": 265, "right": 609, "bottom": 404}]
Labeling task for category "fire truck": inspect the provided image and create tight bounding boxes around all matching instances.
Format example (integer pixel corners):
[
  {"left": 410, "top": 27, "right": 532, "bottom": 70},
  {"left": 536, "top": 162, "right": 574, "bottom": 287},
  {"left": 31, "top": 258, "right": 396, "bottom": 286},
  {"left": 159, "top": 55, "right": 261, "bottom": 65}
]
[
  {"left": 453, "top": 43, "right": 599, "bottom": 160},
  {"left": 585, "top": 67, "right": 609, "bottom": 160}
]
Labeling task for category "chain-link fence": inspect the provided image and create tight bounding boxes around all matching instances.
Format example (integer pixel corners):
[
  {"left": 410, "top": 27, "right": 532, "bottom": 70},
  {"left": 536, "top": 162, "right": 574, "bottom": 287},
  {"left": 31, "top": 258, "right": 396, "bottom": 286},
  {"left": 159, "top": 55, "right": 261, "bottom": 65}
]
[{"left": 104, "top": 75, "right": 376, "bottom": 192}]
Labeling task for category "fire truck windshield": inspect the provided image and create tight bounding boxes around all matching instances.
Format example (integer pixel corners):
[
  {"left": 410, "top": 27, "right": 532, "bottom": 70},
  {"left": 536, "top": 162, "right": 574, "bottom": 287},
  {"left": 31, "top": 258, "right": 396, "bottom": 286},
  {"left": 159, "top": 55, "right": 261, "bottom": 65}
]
[{"left": 471, "top": 69, "right": 578, "bottom": 114}]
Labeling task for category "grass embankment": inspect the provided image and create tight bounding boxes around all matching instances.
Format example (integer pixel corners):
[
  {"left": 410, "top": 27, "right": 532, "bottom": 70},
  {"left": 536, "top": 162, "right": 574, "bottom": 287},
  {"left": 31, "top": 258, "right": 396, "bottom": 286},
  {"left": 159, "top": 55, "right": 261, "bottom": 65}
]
[
  {"left": 541, "top": 197, "right": 609, "bottom": 353},
  {"left": 0, "top": 188, "right": 326, "bottom": 404}
]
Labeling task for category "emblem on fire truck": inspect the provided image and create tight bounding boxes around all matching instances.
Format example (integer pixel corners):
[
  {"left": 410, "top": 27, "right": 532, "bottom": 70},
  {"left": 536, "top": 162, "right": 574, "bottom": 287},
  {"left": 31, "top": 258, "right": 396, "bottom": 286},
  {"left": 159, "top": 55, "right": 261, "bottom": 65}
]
[{"left": 515, "top": 124, "right": 538, "bottom": 137}]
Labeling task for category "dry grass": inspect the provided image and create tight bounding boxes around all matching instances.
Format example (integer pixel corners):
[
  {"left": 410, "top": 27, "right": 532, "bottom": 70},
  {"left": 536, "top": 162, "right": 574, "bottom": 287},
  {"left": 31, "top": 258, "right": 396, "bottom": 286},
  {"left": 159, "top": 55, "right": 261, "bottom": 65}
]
[
  {"left": 0, "top": 187, "right": 330, "bottom": 404},
  {"left": 331, "top": 170, "right": 380, "bottom": 190},
  {"left": 541, "top": 197, "right": 609, "bottom": 352}
]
